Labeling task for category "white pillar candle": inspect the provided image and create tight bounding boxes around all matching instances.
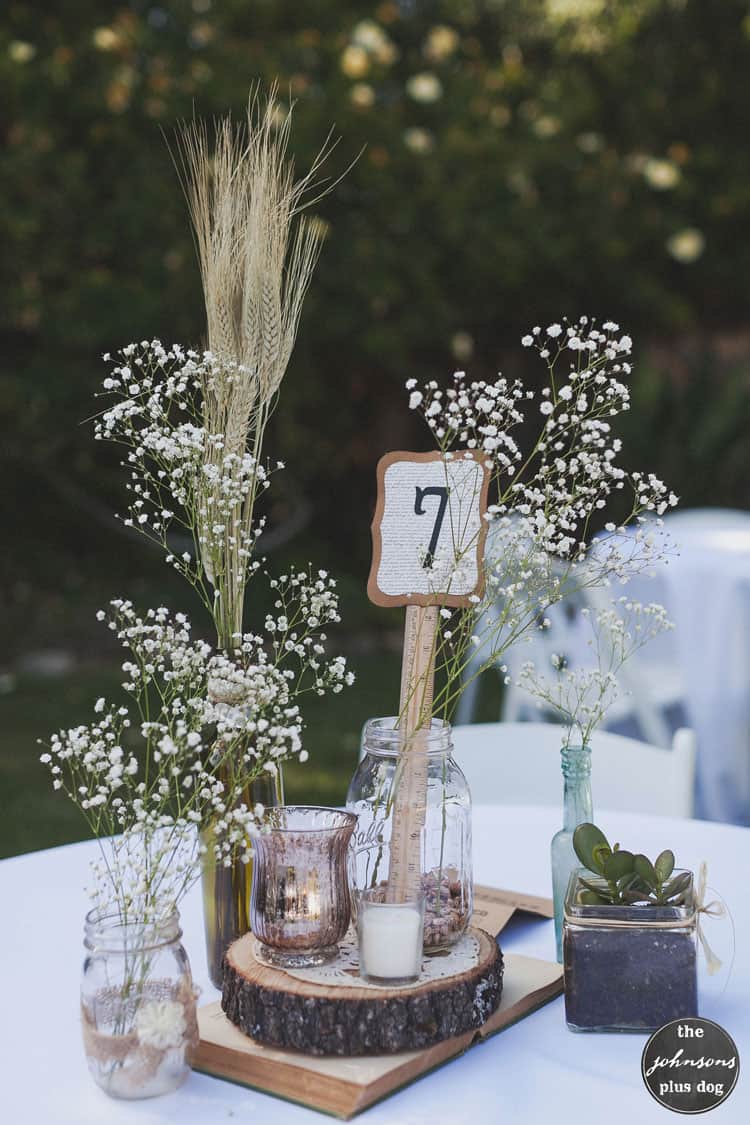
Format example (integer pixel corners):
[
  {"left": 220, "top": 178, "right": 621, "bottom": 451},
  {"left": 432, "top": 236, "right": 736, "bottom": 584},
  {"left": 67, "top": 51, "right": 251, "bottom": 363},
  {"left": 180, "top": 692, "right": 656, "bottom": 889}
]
[{"left": 358, "top": 903, "right": 423, "bottom": 981}]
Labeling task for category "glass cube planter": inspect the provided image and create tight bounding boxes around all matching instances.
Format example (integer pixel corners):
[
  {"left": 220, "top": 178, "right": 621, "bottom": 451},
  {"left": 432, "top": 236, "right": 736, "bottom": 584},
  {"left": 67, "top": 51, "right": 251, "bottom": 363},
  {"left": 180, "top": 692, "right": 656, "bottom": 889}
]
[{"left": 563, "top": 869, "right": 698, "bottom": 1032}]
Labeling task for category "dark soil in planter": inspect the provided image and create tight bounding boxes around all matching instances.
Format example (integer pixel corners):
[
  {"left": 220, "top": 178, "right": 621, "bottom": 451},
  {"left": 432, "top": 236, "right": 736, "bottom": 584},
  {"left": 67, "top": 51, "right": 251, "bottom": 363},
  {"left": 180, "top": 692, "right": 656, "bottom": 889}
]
[{"left": 564, "top": 926, "right": 697, "bottom": 1031}]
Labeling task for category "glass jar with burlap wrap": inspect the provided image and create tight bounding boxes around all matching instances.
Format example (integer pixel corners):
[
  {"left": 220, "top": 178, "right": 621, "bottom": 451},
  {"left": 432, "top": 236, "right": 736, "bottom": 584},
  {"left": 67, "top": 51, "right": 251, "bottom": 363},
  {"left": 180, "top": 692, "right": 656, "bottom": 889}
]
[{"left": 81, "top": 908, "right": 198, "bottom": 1098}]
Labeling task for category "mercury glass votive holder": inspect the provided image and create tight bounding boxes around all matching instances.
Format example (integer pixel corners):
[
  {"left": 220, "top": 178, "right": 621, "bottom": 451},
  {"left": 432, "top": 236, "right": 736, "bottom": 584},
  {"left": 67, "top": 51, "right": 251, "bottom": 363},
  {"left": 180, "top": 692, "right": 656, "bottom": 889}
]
[
  {"left": 357, "top": 890, "right": 425, "bottom": 986},
  {"left": 250, "top": 806, "right": 357, "bottom": 968}
]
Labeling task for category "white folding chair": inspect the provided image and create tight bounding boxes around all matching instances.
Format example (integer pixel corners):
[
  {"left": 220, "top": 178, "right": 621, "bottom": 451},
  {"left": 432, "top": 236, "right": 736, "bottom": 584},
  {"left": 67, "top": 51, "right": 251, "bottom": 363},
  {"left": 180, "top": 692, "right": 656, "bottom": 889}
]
[{"left": 451, "top": 721, "right": 696, "bottom": 817}]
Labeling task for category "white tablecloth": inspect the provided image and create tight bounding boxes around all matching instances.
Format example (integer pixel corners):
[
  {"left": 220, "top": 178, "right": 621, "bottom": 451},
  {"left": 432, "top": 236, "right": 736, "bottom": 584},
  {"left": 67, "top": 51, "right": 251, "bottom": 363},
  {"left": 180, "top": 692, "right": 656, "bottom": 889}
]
[
  {"left": 2, "top": 807, "right": 747, "bottom": 1124},
  {"left": 664, "top": 527, "right": 750, "bottom": 825}
]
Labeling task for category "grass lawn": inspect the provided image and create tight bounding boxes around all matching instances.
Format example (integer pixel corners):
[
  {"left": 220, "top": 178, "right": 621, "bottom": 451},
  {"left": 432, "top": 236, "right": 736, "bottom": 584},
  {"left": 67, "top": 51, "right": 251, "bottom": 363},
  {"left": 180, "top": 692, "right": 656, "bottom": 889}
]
[{"left": 0, "top": 650, "right": 502, "bottom": 859}]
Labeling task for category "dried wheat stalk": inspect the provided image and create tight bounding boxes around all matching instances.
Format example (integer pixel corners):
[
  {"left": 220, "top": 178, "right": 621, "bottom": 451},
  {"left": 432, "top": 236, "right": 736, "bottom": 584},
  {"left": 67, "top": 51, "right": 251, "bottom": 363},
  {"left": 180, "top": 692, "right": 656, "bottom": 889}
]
[{"left": 171, "top": 88, "right": 337, "bottom": 646}]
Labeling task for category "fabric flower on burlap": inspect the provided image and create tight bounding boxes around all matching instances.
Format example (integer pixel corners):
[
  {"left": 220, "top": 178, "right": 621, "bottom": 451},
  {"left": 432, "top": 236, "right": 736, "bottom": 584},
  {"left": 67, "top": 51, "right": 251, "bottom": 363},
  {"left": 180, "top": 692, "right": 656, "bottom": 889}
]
[{"left": 135, "top": 1000, "right": 187, "bottom": 1050}]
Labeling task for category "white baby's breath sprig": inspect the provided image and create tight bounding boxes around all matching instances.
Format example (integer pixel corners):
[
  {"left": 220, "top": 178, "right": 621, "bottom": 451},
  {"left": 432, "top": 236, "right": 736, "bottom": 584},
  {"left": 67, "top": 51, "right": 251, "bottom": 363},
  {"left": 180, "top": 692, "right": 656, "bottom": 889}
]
[
  {"left": 518, "top": 599, "right": 673, "bottom": 748},
  {"left": 94, "top": 341, "right": 281, "bottom": 648},
  {"left": 401, "top": 317, "right": 678, "bottom": 721},
  {"left": 40, "top": 595, "right": 354, "bottom": 925}
]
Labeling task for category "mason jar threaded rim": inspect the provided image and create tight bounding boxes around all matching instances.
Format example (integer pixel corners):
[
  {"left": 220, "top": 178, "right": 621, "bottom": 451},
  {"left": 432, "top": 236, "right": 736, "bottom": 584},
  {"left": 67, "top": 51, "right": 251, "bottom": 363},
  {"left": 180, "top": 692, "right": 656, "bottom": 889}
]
[
  {"left": 84, "top": 906, "right": 182, "bottom": 952},
  {"left": 363, "top": 716, "right": 453, "bottom": 758}
]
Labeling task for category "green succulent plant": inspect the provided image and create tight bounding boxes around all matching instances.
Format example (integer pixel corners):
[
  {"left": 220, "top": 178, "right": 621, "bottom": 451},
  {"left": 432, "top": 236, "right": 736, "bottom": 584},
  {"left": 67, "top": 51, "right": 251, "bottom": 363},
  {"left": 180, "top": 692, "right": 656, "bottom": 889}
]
[{"left": 572, "top": 823, "right": 693, "bottom": 907}]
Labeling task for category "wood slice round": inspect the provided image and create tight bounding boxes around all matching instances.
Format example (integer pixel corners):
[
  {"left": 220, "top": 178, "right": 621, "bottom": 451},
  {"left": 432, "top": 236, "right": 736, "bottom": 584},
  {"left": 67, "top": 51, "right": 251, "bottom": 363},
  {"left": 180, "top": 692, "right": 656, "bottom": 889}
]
[{"left": 221, "top": 927, "right": 504, "bottom": 1056}]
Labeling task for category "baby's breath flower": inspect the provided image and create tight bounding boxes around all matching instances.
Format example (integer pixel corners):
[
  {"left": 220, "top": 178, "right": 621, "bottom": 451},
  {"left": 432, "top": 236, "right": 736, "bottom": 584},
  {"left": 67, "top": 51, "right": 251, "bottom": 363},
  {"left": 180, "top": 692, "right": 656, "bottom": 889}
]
[
  {"left": 519, "top": 600, "right": 672, "bottom": 747},
  {"left": 402, "top": 317, "right": 677, "bottom": 721},
  {"left": 41, "top": 590, "right": 352, "bottom": 925}
]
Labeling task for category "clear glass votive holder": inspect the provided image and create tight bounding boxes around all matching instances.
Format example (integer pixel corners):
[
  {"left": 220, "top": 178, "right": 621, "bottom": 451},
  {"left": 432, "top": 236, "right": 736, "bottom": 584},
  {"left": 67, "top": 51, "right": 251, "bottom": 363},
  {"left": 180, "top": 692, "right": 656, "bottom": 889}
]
[
  {"left": 357, "top": 889, "right": 425, "bottom": 986},
  {"left": 250, "top": 806, "right": 357, "bottom": 969}
]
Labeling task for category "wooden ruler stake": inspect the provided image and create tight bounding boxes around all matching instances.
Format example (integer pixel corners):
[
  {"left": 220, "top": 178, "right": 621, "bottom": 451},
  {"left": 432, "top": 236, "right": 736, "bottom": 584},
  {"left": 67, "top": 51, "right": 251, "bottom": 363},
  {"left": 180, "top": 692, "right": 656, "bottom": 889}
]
[{"left": 386, "top": 604, "right": 439, "bottom": 902}]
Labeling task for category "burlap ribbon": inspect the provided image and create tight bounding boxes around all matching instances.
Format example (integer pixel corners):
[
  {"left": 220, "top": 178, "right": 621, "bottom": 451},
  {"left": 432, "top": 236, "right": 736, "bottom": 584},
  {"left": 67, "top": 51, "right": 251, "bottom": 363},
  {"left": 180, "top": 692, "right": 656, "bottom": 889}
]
[{"left": 81, "top": 976, "right": 199, "bottom": 1096}]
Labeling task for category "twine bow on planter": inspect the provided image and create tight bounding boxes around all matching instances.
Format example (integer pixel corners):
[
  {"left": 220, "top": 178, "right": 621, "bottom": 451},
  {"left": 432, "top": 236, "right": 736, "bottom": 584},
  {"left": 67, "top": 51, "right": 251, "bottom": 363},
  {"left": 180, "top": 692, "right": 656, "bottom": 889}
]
[{"left": 695, "top": 861, "right": 732, "bottom": 978}]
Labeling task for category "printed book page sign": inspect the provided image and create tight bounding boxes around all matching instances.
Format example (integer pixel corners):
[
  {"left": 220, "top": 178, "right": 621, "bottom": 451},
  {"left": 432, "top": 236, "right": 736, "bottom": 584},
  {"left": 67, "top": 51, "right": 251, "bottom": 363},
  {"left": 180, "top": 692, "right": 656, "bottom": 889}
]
[{"left": 368, "top": 451, "right": 491, "bottom": 608}]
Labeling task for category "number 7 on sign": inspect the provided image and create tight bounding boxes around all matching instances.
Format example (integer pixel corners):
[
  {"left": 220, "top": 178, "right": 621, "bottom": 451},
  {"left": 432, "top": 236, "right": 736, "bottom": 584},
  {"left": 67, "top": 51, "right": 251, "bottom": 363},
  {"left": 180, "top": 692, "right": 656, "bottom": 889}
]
[{"left": 414, "top": 486, "right": 448, "bottom": 568}]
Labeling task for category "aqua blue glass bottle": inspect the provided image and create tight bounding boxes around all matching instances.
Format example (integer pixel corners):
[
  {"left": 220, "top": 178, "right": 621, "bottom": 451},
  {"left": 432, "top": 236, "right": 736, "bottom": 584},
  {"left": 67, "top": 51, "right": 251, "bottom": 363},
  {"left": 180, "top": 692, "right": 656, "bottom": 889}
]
[{"left": 550, "top": 745, "right": 593, "bottom": 962}]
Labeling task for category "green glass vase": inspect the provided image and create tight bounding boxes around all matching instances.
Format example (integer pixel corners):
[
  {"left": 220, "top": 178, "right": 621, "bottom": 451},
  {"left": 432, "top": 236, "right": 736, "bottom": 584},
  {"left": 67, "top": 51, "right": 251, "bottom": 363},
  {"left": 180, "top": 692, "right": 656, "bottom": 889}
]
[
  {"left": 550, "top": 744, "right": 593, "bottom": 963},
  {"left": 200, "top": 763, "right": 284, "bottom": 989}
]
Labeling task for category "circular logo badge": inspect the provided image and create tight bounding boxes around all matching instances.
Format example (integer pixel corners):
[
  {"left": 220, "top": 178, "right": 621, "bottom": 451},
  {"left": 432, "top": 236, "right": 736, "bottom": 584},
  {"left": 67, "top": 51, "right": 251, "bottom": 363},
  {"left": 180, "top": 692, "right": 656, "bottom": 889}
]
[{"left": 642, "top": 1017, "right": 740, "bottom": 1113}]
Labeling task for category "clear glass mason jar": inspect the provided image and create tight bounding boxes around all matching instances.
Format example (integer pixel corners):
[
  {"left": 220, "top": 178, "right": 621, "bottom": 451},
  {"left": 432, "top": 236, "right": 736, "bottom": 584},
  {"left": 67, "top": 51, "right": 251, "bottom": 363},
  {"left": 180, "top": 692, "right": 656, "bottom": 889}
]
[
  {"left": 81, "top": 908, "right": 198, "bottom": 1099},
  {"left": 346, "top": 716, "right": 472, "bottom": 951},
  {"left": 563, "top": 869, "right": 698, "bottom": 1032}
]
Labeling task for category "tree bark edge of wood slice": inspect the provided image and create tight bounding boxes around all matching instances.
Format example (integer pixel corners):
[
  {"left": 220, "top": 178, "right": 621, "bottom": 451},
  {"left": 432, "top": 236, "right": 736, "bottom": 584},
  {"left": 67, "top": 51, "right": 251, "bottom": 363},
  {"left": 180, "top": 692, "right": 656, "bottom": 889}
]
[{"left": 221, "top": 927, "right": 504, "bottom": 1056}]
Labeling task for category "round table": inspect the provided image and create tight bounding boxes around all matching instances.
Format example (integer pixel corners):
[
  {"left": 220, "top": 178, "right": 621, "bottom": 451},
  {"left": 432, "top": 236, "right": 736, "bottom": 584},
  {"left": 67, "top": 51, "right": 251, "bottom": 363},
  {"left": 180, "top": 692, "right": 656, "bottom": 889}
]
[{"left": 2, "top": 807, "right": 747, "bottom": 1124}]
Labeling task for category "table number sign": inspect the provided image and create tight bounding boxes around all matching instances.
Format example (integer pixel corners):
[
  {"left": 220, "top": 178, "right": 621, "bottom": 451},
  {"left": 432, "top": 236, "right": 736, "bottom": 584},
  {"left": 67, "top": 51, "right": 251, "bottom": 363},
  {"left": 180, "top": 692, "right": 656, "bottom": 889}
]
[
  {"left": 368, "top": 451, "right": 490, "bottom": 608},
  {"left": 367, "top": 451, "right": 489, "bottom": 901}
]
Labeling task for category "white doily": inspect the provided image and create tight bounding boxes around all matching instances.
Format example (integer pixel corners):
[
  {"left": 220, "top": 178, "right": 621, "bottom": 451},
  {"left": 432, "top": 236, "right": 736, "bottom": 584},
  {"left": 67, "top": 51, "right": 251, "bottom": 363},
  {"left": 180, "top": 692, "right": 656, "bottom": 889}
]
[{"left": 255, "top": 929, "right": 480, "bottom": 992}]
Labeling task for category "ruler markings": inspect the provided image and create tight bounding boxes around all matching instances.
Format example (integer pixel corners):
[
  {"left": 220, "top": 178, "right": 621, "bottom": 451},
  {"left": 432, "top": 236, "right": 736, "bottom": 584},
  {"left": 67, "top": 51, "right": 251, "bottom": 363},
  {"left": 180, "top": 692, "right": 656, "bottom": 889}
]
[{"left": 386, "top": 603, "right": 439, "bottom": 902}]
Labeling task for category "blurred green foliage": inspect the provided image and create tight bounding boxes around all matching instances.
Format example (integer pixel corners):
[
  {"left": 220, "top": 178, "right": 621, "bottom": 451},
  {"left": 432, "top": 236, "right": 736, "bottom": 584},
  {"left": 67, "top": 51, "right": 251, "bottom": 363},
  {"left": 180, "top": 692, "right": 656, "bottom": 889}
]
[
  {"left": 2, "top": 0, "right": 750, "bottom": 645},
  {"left": 0, "top": 653, "right": 391, "bottom": 858}
]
